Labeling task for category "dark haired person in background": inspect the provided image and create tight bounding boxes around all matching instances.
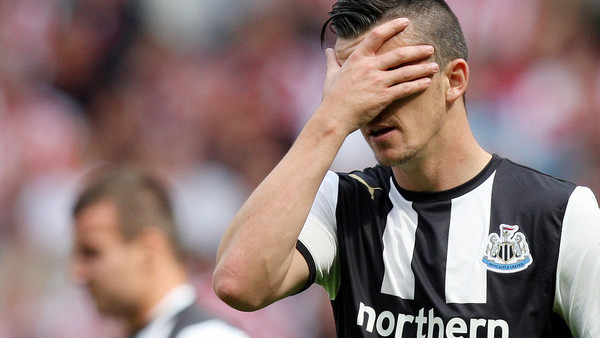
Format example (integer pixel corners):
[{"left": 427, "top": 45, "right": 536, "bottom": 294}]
[
  {"left": 213, "top": 0, "right": 600, "bottom": 337},
  {"left": 71, "top": 167, "right": 248, "bottom": 338}
]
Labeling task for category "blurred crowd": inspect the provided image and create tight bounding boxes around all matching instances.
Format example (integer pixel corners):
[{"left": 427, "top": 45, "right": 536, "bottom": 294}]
[{"left": 0, "top": 0, "right": 598, "bottom": 337}]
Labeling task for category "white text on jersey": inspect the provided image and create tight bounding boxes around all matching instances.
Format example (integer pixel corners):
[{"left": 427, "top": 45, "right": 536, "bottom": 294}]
[{"left": 357, "top": 302, "right": 509, "bottom": 337}]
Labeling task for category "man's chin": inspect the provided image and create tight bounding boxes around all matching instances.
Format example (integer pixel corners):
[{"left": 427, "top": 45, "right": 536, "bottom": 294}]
[{"left": 375, "top": 150, "right": 417, "bottom": 167}]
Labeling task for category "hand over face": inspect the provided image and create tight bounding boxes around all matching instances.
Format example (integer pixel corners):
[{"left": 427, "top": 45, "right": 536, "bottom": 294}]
[{"left": 320, "top": 18, "right": 439, "bottom": 134}]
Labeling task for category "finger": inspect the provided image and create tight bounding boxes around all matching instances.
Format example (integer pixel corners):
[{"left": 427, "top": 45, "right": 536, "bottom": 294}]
[
  {"left": 387, "top": 77, "right": 432, "bottom": 100},
  {"left": 378, "top": 45, "right": 435, "bottom": 71},
  {"left": 325, "top": 48, "right": 340, "bottom": 79},
  {"left": 385, "top": 62, "right": 439, "bottom": 86},
  {"left": 356, "top": 18, "right": 409, "bottom": 55},
  {"left": 325, "top": 48, "right": 340, "bottom": 77}
]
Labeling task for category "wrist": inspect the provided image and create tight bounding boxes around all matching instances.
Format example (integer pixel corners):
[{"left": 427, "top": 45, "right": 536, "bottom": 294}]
[{"left": 311, "top": 104, "right": 356, "bottom": 140}]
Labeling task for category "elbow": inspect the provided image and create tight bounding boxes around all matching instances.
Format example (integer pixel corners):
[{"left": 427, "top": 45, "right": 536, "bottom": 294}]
[{"left": 212, "top": 264, "right": 271, "bottom": 312}]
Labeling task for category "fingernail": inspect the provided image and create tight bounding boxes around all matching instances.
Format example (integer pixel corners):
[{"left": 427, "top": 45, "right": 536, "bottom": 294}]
[{"left": 397, "top": 18, "right": 409, "bottom": 25}]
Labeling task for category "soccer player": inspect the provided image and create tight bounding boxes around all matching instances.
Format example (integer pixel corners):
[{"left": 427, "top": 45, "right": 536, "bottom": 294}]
[
  {"left": 213, "top": 0, "right": 600, "bottom": 337},
  {"left": 71, "top": 167, "right": 248, "bottom": 338}
]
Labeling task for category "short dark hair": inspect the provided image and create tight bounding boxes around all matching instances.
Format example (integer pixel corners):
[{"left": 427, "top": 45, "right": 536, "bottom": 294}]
[
  {"left": 73, "top": 166, "right": 184, "bottom": 259},
  {"left": 321, "top": 0, "right": 468, "bottom": 67}
]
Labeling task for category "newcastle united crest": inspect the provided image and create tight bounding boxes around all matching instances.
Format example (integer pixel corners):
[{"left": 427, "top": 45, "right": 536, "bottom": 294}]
[{"left": 482, "top": 224, "right": 533, "bottom": 273}]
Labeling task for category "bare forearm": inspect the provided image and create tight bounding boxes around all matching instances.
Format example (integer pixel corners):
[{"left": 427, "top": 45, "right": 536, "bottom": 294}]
[{"left": 213, "top": 109, "right": 348, "bottom": 310}]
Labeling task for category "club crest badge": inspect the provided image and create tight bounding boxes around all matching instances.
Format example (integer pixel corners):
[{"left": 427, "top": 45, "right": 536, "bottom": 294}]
[{"left": 482, "top": 224, "right": 533, "bottom": 273}]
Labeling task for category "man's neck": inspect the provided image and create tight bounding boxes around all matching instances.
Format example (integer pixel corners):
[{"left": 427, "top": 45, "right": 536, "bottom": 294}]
[
  {"left": 391, "top": 119, "right": 492, "bottom": 193},
  {"left": 392, "top": 148, "right": 491, "bottom": 192},
  {"left": 126, "top": 265, "right": 189, "bottom": 334}
]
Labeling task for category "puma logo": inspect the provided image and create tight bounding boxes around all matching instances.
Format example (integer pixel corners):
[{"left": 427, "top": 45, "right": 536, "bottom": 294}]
[{"left": 349, "top": 174, "right": 383, "bottom": 200}]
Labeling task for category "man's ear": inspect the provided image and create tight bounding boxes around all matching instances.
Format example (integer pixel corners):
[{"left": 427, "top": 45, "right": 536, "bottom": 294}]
[
  {"left": 136, "top": 227, "right": 168, "bottom": 265},
  {"left": 444, "top": 59, "right": 469, "bottom": 103}
]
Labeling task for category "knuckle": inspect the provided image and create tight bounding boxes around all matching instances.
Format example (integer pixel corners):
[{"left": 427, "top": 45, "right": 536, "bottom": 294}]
[
  {"left": 372, "top": 72, "right": 385, "bottom": 85},
  {"left": 375, "top": 91, "right": 390, "bottom": 108},
  {"left": 384, "top": 90, "right": 396, "bottom": 103},
  {"left": 369, "top": 28, "right": 383, "bottom": 40},
  {"left": 393, "top": 48, "right": 406, "bottom": 60},
  {"left": 396, "top": 83, "right": 413, "bottom": 98},
  {"left": 400, "top": 85, "right": 412, "bottom": 97},
  {"left": 401, "top": 68, "right": 414, "bottom": 80}
]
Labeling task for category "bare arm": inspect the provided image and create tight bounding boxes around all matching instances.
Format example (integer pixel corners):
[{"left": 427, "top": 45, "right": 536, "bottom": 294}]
[{"left": 212, "top": 18, "right": 438, "bottom": 311}]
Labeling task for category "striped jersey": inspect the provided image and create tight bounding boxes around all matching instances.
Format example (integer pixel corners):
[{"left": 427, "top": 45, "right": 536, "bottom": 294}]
[{"left": 297, "top": 154, "right": 600, "bottom": 337}]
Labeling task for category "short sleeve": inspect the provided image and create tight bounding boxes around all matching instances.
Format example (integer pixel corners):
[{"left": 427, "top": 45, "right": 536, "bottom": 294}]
[
  {"left": 554, "top": 186, "right": 600, "bottom": 337},
  {"left": 297, "top": 170, "right": 341, "bottom": 299}
]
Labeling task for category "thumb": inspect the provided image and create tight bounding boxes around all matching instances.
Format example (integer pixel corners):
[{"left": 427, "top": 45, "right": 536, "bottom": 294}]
[{"left": 325, "top": 48, "right": 340, "bottom": 77}]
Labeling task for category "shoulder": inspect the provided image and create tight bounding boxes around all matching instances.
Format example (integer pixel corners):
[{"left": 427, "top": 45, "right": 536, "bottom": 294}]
[
  {"left": 493, "top": 156, "right": 576, "bottom": 205},
  {"left": 314, "top": 166, "right": 392, "bottom": 207},
  {"left": 176, "top": 319, "right": 249, "bottom": 338},
  {"left": 561, "top": 186, "right": 600, "bottom": 241},
  {"left": 336, "top": 165, "right": 392, "bottom": 185},
  {"left": 496, "top": 157, "right": 575, "bottom": 190},
  {"left": 335, "top": 165, "right": 393, "bottom": 197}
]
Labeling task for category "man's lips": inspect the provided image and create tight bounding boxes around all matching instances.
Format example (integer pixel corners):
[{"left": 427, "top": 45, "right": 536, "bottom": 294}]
[{"left": 369, "top": 126, "right": 395, "bottom": 137}]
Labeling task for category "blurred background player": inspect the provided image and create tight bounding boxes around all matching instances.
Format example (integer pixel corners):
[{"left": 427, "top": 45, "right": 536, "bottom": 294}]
[{"left": 71, "top": 167, "right": 249, "bottom": 338}]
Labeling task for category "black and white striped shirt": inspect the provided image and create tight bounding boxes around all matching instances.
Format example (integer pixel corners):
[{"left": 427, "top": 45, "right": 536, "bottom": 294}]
[
  {"left": 131, "top": 284, "right": 248, "bottom": 338},
  {"left": 297, "top": 155, "right": 600, "bottom": 337}
]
